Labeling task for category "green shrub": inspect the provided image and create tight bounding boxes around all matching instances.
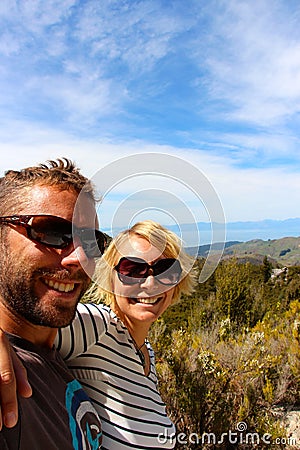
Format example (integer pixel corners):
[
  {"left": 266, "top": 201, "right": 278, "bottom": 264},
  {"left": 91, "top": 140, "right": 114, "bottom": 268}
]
[{"left": 149, "top": 262, "right": 300, "bottom": 449}]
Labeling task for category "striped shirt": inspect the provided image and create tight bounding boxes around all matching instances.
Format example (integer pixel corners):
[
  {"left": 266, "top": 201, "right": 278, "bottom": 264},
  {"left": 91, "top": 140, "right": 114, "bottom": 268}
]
[{"left": 56, "top": 303, "right": 176, "bottom": 450}]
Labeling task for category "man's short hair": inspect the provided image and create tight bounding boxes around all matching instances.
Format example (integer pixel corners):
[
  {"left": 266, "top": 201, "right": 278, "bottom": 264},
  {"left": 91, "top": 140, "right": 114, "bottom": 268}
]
[{"left": 0, "top": 158, "right": 96, "bottom": 216}]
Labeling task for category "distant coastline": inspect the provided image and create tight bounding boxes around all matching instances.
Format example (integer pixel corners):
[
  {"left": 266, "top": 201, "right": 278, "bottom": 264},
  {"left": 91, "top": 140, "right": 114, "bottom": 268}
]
[
  {"left": 167, "top": 218, "right": 300, "bottom": 246},
  {"left": 102, "top": 218, "right": 300, "bottom": 247}
]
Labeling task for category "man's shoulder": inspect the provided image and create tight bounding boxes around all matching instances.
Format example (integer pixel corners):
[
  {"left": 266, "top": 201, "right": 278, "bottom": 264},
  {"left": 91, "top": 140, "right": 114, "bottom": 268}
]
[
  {"left": 6, "top": 334, "right": 42, "bottom": 362},
  {"left": 6, "top": 333, "right": 73, "bottom": 384},
  {"left": 3, "top": 335, "right": 103, "bottom": 448},
  {"left": 7, "top": 334, "right": 57, "bottom": 361}
]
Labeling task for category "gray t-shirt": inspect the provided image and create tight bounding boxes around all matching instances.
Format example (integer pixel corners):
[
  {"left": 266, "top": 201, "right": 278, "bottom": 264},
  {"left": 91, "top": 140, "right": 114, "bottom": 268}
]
[{"left": 0, "top": 334, "right": 102, "bottom": 450}]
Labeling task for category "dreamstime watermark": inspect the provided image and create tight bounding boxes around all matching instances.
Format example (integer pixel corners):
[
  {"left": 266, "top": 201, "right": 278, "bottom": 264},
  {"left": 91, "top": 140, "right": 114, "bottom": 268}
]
[{"left": 158, "top": 422, "right": 298, "bottom": 446}]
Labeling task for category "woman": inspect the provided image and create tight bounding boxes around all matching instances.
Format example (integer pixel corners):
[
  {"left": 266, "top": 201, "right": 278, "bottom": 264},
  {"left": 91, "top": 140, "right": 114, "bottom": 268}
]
[
  {"left": 56, "top": 220, "right": 196, "bottom": 449},
  {"left": 1, "top": 220, "right": 196, "bottom": 449}
]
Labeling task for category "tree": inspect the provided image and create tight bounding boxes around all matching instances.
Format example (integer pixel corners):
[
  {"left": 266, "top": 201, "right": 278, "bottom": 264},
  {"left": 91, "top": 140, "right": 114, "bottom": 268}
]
[
  {"left": 262, "top": 256, "right": 272, "bottom": 283},
  {"left": 215, "top": 259, "right": 253, "bottom": 326}
]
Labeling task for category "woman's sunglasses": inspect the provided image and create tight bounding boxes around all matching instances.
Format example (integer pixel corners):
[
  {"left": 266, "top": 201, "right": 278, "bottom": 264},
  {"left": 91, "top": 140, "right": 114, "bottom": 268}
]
[
  {"left": 114, "top": 256, "right": 182, "bottom": 286},
  {"left": 0, "top": 214, "right": 106, "bottom": 258}
]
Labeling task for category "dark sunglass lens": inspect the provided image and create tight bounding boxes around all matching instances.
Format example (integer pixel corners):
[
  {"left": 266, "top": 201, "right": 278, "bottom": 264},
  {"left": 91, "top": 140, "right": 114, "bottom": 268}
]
[
  {"left": 116, "top": 258, "right": 148, "bottom": 284},
  {"left": 30, "top": 216, "right": 72, "bottom": 247},
  {"left": 26, "top": 216, "right": 105, "bottom": 256},
  {"left": 96, "top": 231, "right": 106, "bottom": 255},
  {"left": 115, "top": 257, "right": 182, "bottom": 286},
  {"left": 155, "top": 259, "right": 182, "bottom": 285},
  {"left": 80, "top": 229, "right": 106, "bottom": 257},
  {"left": 118, "top": 273, "right": 141, "bottom": 285},
  {"left": 118, "top": 258, "right": 147, "bottom": 277}
]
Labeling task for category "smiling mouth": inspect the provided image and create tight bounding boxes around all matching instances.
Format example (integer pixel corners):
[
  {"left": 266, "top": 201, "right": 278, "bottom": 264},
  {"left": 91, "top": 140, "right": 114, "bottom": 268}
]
[
  {"left": 43, "top": 278, "right": 76, "bottom": 293},
  {"left": 132, "top": 296, "right": 164, "bottom": 305}
]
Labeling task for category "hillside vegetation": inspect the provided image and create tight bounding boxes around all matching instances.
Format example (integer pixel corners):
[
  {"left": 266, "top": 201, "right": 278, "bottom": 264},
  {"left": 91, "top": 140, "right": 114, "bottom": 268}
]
[
  {"left": 223, "top": 237, "right": 300, "bottom": 266},
  {"left": 188, "top": 236, "right": 300, "bottom": 266},
  {"left": 150, "top": 258, "right": 300, "bottom": 449}
]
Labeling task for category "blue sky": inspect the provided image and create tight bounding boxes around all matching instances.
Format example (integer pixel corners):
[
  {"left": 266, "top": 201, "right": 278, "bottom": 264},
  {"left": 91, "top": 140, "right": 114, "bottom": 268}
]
[{"left": 0, "top": 0, "right": 300, "bottom": 244}]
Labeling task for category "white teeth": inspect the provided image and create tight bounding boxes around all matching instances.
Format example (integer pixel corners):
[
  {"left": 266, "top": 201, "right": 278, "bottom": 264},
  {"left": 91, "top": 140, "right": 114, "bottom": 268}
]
[
  {"left": 44, "top": 279, "right": 75, "bottom": 293},
  {"left": 135, "top": 297, "right": 162, "bottom": 304}
]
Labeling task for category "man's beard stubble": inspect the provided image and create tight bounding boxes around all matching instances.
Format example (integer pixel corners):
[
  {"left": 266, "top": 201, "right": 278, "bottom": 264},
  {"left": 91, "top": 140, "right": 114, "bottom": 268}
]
[{"left": 0, "top": 249, "right": 90, "bottom": 329}]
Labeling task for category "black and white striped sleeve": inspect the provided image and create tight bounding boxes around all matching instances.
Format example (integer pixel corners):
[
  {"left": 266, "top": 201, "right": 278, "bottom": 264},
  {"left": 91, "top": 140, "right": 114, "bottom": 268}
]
[{"left": 56, "top": 303, "right": 108, "bottom": 360}]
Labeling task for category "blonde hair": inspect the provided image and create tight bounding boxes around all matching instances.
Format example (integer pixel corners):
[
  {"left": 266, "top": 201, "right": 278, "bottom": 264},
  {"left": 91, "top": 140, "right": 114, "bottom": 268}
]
[{"left": 90, "top": 220, "right": 197, "bottom": 308}]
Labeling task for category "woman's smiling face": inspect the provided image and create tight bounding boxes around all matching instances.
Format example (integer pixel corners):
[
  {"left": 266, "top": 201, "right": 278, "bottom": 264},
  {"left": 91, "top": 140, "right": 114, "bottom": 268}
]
[{"left": 111, "top": 234, "right": 176, "bottom": 328}]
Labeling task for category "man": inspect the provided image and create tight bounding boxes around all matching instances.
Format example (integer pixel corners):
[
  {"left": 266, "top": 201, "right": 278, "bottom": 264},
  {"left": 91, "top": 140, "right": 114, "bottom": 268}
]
[{"left": 0, "top": 158, "right": 105, "bottom": 449}]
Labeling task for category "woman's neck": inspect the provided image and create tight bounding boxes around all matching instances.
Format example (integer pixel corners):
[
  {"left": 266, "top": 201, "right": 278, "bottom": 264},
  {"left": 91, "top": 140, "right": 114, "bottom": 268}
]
[
  {"left": 111, "top": 304, "right": 150, "bottom": 347},
  {"left": 127, "top": 324, "right": 149, "bottom": 347}
]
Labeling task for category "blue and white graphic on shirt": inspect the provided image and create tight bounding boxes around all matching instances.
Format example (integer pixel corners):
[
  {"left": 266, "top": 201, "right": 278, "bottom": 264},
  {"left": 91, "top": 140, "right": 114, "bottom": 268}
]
[{"left": 66, "top": 379, "right": 102, "bottom": 450}]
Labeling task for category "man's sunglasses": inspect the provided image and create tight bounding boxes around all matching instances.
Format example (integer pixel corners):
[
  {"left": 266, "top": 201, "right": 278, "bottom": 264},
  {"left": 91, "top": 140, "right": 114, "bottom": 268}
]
[
  {"left": 0, "top": 215, "right": 106, "bottom": 258},
  {"left": 114, "top": 257, "right": 182, "bottom": 286}
]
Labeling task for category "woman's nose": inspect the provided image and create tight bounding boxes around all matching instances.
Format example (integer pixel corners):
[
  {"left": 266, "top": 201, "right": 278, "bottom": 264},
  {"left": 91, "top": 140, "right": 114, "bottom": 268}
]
[{"left": 140, "top": 274, "right": 158, "bottom": 289}]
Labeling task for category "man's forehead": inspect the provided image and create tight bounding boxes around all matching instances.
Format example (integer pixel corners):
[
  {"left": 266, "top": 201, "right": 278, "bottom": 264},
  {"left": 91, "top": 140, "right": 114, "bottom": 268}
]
[
  {"left": 21, "top": 185, "right": 77, "bottom": 209},
  {"left": 17, "top": 184, "right": 97, "bottom": 226}
]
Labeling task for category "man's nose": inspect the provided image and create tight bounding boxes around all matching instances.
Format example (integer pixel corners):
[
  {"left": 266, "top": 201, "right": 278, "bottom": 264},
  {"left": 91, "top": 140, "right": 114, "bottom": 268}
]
[{"left": 60, "top": 235, "right": 89, "bottom": 268}]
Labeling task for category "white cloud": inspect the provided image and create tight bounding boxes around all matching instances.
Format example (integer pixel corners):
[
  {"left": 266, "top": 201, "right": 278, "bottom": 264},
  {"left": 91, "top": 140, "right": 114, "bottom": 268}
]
[
  {"left": 2, "top": 1, "right": 184, "bottom": 123},
  {"left": 73, "top": 0, "right": 194, "bottom": 73},
  {"left": 0, "top": 0, "right": 299, "bottom": 223},
  {"left": 194, "top": 0, "right": 300, "bottom": 127},
  {"left": 0, "top": 123, "right": 298, "bottom": 226}
]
